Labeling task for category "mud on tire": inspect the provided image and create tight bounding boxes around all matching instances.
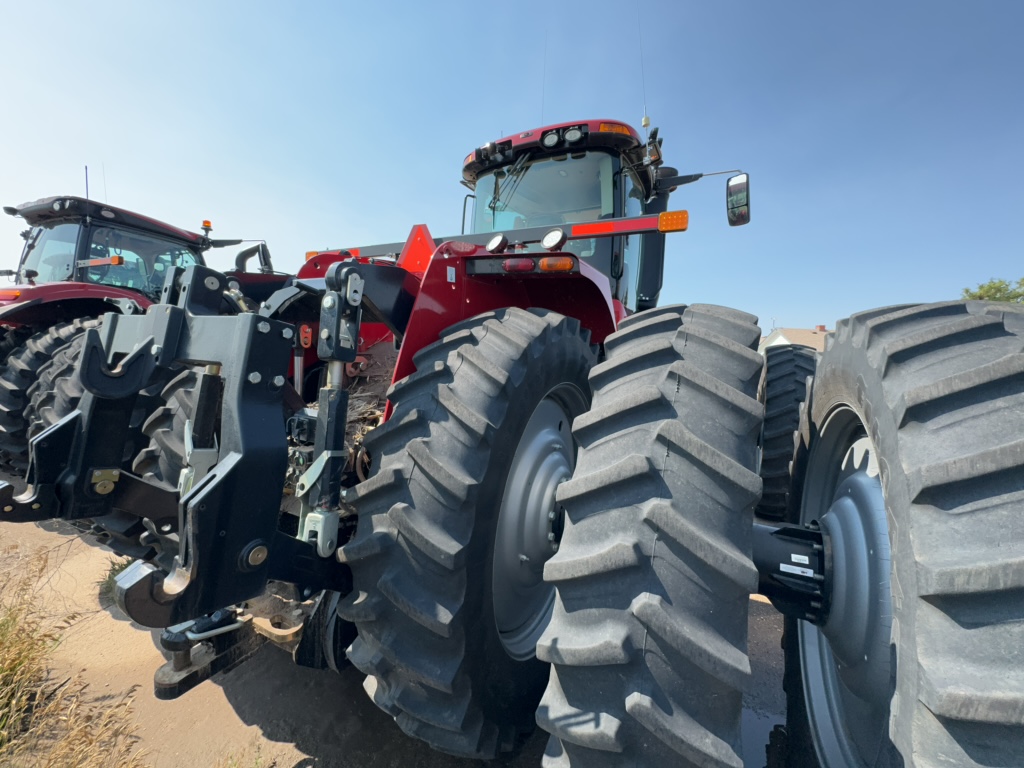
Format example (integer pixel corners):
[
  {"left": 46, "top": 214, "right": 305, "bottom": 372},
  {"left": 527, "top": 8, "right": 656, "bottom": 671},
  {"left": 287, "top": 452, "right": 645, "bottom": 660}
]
[
  {"left": 781, "top": 301, "right": 1024, "bottom": 767},
  {"left": 338, "top": 307, "right": 596, "bottom": 759},
  {"left": 536, "top": 304, "right": 764, "bottom": 767}
]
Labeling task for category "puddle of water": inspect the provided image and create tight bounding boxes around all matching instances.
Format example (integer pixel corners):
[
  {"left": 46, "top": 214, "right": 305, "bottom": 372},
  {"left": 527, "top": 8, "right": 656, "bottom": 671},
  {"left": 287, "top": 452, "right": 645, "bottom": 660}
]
[{"left": 743, "top": 709, "right": 783, "bottom": 767}]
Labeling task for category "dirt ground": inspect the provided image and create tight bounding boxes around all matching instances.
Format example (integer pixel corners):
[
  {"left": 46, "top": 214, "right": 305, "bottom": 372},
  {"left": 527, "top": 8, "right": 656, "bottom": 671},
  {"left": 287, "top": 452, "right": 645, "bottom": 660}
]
[{"left": 0, "top": 511, "right": 784, "bottom": 768}]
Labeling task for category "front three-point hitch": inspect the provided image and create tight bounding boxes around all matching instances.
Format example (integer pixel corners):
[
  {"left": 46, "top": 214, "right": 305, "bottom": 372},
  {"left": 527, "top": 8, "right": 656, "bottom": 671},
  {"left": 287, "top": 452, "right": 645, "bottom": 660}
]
[{"left": 0, "top": 262, "right": 367, "bottom": 696}]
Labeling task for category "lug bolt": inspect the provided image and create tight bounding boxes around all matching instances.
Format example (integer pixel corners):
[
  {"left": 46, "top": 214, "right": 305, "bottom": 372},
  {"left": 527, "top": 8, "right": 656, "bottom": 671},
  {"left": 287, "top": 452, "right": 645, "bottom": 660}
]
[
  {"left": 248, "top": 372, "right": 262, "bottom": 384},
  {"left": 548, "top": 510, "right": 556, "bottom": 520},
  {"left": 547, "top": 532, "right": 556, "bottom": 541}
]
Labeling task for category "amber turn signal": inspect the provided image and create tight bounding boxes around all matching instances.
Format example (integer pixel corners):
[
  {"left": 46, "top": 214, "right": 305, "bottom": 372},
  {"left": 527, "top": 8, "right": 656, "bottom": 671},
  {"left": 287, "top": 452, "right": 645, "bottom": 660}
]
[
  {"left": 538, "top": 256, "right": 575, "bottom": 273},
  {"left": 658, "top": 210, "right": 689, "bottom": 232}
]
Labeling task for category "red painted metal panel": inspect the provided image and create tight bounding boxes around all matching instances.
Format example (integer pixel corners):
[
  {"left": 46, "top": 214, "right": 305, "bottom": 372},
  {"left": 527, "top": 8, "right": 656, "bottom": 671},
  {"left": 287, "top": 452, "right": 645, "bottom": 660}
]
[{"left": 389, "top": 242, "right": 616, "bottom": 387}]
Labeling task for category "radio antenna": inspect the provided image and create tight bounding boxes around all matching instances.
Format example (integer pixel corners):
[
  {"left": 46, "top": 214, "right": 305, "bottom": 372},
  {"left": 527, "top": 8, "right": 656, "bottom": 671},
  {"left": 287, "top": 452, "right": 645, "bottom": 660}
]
[
  {"left": 84, "top": 165, "right": 90, "bottom": 200},
  {"left": 636, "top": 2, "right": 649, "bottom": 140},
  {"left": 541, "top": 28, "right": 548, "bottom": 125}
]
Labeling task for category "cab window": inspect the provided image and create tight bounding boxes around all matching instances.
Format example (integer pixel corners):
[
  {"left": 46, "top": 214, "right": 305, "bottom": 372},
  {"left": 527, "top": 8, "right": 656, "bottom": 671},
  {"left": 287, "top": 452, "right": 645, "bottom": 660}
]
[
  {"left": 85, "top": 226, "right": 201, "bottom": 300},
  {"left": 618, "top": 168, "right": 645, "bottom": 309},
  {"left": 19, "top": 223, "right": 80, "bottom": 283}
]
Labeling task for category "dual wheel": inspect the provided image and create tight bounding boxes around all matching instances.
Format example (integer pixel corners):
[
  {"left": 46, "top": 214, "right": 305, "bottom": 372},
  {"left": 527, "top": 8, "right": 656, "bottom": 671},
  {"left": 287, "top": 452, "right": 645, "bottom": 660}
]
[
  {"left": 344, "top": 301, "right": 1024, "bottom": 767},
  {"left": 34, "top": 302, "right": 1016, "bottom": 765}
]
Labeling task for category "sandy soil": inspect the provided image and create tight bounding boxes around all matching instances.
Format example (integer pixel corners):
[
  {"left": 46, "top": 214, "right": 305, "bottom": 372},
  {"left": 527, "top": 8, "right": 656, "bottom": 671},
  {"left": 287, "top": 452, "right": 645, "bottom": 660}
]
[{"left": 1, "top": 513, "right": 783, "bottom": 768}]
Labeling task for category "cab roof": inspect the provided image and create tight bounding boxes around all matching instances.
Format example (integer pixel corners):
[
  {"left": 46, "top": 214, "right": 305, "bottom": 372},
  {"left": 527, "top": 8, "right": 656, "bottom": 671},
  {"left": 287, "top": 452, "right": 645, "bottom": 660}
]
[
  {"left": 4, "top": 196, "right": 208, "bottom": 249},
  {"left": 462, "top": 119, "right": 644, "bottom": 186}
]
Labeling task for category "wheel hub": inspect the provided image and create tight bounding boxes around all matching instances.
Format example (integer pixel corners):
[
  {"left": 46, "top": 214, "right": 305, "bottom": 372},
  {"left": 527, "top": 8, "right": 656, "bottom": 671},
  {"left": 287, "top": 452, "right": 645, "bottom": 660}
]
[
  {"left": 818, "top": 469, "right": 892, "bottom": 707},
  {"left": 492, "top": 396, "right": 576, "bottom": 661},
  {"left": 800, "top": 427, "right": 894, "bottom": 766}
]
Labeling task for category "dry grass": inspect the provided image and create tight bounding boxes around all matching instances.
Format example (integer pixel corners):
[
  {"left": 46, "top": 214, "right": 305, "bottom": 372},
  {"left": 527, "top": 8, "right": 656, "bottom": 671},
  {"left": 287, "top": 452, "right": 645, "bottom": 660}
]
[
  {"left": 96, "top": 555, "right": 135, "bottom": 608},
  {"left": 213, "top": 739, "right": 279, "bottom": 768},
  {"left": 0, "top": 547, "right": 147, "bottom": 768}
]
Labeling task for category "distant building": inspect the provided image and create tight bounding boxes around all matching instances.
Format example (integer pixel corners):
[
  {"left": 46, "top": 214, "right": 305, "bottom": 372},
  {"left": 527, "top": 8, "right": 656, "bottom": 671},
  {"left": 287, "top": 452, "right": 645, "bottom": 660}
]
[{"left": 759, "top": 325, "right": 830, "bottom": 354}]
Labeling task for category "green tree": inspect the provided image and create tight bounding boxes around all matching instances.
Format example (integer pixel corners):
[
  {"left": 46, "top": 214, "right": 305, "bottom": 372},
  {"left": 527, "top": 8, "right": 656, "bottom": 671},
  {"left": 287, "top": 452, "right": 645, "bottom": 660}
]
[{"left": 962, "top": 277, "right": 1024, "bottom": 303}]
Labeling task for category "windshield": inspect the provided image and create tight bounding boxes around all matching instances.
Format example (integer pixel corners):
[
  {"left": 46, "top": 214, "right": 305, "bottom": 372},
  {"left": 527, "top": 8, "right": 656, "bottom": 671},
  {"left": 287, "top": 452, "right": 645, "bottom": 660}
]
[
  {"left": 84, "top": 226, "right": 203, "bottom": 300},
  {"left": 19, "top": 222, "right": 79, "bottom": 283},
  {"left": 470, "top": 150, "right": 618, "bottom": 276}
]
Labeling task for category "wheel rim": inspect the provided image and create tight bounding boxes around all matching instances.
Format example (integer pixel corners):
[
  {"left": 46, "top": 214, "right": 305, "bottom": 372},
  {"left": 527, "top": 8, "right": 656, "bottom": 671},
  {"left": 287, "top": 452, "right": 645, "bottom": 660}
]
[
  {"left": 492, "top": 386, "right": 580, "bottom": 661},
  {"left": 798, "top": 405, "right": 894, "bottom": 767}
]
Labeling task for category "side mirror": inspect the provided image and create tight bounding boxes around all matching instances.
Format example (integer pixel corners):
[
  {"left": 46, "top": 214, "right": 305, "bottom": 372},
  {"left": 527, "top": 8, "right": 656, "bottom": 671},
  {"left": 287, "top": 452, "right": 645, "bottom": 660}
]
[
  {"left": 727, "top": 173, "right": 750, "bottom": 227},
  {"left": 0, "top": 269, "right": 14, "bottom": 278}
]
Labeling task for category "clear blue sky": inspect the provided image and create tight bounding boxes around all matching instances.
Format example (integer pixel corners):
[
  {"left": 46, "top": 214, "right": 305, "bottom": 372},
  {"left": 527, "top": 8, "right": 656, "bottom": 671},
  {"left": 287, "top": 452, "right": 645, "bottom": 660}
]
[{"left": 2, "top": 1, "right": 1020, "bottom": 331}]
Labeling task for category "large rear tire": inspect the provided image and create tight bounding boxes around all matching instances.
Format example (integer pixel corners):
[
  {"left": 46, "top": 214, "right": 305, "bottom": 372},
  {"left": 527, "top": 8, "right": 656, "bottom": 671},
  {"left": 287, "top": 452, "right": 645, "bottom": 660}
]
[
  {"left": 131, "top": 369, "right": 202, "bottom": 490},
  {"left": 0, "top": 327, "right": 32, "bottom": 365},
  {"left": 781, "top": 301, "right": 1024, "bottom": 767},
  {"left": 756, "top": 344, "right": 817, "bottom": 521},
  {"left": 0, "top": 319, "right": 100, "bottom": 472},
  {"left": 25, "top": 326, "right": 177, "bottom": 559},
  {"left": 338, "top": 307, "right": 596, "bottom": 759},
  {"left": 536, "top": 304, "right": 764, "bottom": 767}
]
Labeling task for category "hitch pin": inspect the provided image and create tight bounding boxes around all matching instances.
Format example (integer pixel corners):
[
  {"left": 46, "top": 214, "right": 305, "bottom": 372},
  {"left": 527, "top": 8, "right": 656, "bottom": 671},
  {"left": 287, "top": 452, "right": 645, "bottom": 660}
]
[{"left": 91, "top": 469, "right": 120, "bottom": 496}]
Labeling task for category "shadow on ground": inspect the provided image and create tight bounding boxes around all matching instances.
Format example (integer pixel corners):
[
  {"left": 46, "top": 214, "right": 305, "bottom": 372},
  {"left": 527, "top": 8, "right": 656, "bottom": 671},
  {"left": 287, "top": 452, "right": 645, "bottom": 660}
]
[
  {"left": 214, "top": 645, "right": 548, "bottom": 768},
  {"left": 207, "top": 601, "right": 783, "bottom": 767}
]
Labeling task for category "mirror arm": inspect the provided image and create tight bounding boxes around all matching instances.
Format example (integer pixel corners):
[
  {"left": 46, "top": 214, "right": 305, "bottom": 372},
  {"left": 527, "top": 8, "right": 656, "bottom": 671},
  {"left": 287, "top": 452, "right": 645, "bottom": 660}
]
[{"left": 655, "top": 173, "right": 703, "bottom": 192}]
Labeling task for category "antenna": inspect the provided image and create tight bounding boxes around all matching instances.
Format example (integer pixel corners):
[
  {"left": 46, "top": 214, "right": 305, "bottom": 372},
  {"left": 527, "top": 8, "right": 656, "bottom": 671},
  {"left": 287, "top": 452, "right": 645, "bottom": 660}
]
[
  {"left": 84, "top": 165, "right": 89, "bottom": 200},
  {"left": 541, "top": 28, "right": 548, "bottom": 125},
  {"left": 636, "top": 2, "right": 649, "bottom": 140}
]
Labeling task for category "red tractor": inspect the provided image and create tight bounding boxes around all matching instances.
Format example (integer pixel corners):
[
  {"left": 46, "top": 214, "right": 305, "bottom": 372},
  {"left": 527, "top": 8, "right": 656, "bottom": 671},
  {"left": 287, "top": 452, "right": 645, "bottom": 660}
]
[
  {"left": 2, "top": 120, "right": 1021, "bottom": 768},
  {"left": 0, "top": 196, "right": 282, "bottom": 474}
]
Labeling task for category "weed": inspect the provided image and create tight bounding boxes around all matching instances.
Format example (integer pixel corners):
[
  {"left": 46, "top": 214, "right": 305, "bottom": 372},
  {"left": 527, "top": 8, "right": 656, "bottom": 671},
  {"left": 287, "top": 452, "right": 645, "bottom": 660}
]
[
  {"left": 96, "top": 555, "right": 135, "bottom": 608},
  {"left": 214, "top": 739, "right": 279, "bottom": 768},
  {"left": 0, "top": 547, "right": 147, "bottom": 767}
]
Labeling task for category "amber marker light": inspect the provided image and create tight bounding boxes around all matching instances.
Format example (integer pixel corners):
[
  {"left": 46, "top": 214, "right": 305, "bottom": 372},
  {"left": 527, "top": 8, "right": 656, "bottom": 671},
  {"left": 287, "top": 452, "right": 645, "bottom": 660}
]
[
  {"left": 658, "top": 210, "right": 689, "bottom": 232},
  {"left": 305, "top": 251, "right": 320, "bottom": 261},
  {"left": 598, "top": 122, "right": 631, "bottom": 136},
  {"left": 538, "top": 256, "right": 575, "bottom": 273},
  {"left": 0, "top": 290, "right": 22, "bottom": 301}
]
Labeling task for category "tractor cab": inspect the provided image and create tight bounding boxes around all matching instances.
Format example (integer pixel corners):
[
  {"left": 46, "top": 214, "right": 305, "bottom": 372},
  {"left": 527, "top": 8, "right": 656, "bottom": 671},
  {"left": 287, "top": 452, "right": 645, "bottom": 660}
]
[
  {"left": 462, "top": 119, "right": 748, "bottom": 312},
  {"left": 3, "top": 197, "right": 208, "bottom": 302}
]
